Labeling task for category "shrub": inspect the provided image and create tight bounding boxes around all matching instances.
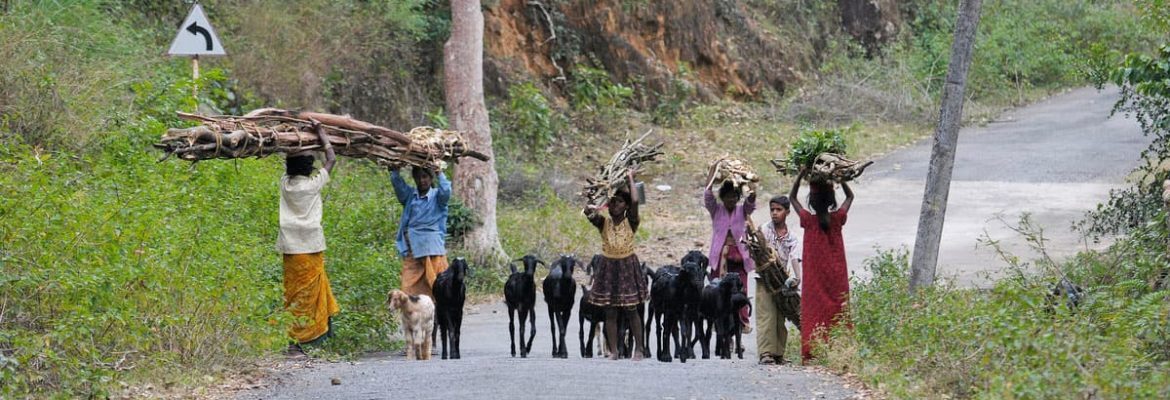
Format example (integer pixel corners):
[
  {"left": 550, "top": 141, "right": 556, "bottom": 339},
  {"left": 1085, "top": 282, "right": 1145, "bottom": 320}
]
[
  {"left": 499, "top": 82, "right": 562, "bottom": 153},
  {"left": 570, "top": 64, "right": 634, "bottom": 112},
  {"left": 825, "top": 221, "right": 1170, "bottom": 398}
]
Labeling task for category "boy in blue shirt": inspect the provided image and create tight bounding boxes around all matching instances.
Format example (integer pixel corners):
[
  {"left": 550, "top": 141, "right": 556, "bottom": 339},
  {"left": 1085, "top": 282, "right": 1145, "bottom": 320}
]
[{"left": 390, "top": 165, "right": 451, "bottom": 299}]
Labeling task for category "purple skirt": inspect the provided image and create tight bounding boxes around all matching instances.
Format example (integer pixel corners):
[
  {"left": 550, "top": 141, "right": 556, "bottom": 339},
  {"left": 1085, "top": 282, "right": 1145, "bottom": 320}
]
[{"left": 587, "top": 254, "right": 648, "bottom": 307}]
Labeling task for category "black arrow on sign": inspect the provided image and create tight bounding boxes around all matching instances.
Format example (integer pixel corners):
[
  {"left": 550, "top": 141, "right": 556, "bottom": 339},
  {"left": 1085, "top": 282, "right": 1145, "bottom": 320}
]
[{"left": 186, "top": 22, "right": 213, "bottom": 51}]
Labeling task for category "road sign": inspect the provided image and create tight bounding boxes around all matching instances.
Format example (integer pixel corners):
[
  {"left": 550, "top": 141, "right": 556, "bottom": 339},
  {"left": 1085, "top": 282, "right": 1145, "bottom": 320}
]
[{"left": 167, "top": 3, "right": 225, "bottom": 56}]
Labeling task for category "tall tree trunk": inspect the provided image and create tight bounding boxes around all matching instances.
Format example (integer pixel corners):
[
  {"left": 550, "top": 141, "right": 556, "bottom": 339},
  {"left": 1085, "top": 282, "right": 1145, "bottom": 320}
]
[
  {"left": 444, "top": 0, "right": 507, "bottom": 262},
  {"left": 910, "top": 0, "right": 982, "bottom": 292}
]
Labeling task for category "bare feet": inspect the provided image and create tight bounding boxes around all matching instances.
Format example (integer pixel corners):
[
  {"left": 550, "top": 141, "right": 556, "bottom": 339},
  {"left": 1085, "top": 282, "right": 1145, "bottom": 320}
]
[
  {"left": 608, "top": 353, "right": 620, "bottom": 361},
  {"left": 632, "top": 351, "right": 643, "bottom": 361}
]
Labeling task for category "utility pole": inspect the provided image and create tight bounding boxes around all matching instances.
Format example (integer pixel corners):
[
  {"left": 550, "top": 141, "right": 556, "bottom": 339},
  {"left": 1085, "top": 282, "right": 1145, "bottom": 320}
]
[{"left": 910, "top": 0, "right": 983, "bottom": 292}]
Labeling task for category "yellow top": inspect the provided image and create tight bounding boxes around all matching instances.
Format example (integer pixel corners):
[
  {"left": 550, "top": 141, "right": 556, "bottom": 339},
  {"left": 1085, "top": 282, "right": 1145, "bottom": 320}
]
[{"left": 601, "top": 214, "right": 636, "bottom": 259}]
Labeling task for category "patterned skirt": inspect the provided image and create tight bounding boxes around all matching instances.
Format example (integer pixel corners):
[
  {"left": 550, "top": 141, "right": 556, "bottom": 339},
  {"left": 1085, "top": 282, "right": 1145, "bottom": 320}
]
[{"left": 587, "top": 254, "right": 649, "bottom": 307}]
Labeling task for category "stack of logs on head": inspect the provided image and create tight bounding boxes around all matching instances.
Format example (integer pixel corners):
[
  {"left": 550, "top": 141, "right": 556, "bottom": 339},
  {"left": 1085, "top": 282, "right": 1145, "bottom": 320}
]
[
  {"left": 771, "top": 153, "right": 874, "bottom": 186},
  {"left": 153, "top": 108, "right": 489, "bottom": 170},
  {"left": 581, "top": 130, "right": 664, "bottom": 208},
  {"left": 709, "top": 156, "right": 760, "bottom": 196}
]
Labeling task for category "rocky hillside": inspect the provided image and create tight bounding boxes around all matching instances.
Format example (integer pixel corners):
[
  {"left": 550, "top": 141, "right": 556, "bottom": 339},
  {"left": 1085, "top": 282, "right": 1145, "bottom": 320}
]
[{"left": 481, "top": 0, "right": 894, "bottom": 106}]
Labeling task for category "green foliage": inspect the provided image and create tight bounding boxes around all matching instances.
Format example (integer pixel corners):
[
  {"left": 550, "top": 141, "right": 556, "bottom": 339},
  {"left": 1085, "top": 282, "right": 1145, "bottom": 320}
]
[
  {"left": 570, "top": 65, "right": 634, "bottom": 112},
  {"left": 901, "top": 0, "right": 1155, "bottom": 101},
  {"left": 499, "top": 82, "right": 562, "bottom": 152},
  {"left": 785, "top": 127, "right": 849, "bottom": 171},
  {"left": 1135, "top": 0, "right": 1170, "bottom": 32},
  {"left": 651, "top": 64, "right": 696, "bottom": 126},
  {"left": 0, "top": 0, "right": 156, "bottom": 149},
  {"left": 446, "top": 197, "right": 481, "bottom": 245},
  {"left": 1079, "top": 44, "right": 1170, "bottom": 238},
  {"left": 425, "top": 106, "right": 449, "bottom": 129},
  {"left": 826, "top": 242, "right": 1170, "bottom": 399}
]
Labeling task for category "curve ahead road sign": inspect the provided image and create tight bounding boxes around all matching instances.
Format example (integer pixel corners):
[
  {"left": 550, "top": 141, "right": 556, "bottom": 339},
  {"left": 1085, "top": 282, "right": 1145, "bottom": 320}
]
[{"left": 167, "top": 4, "right": 225, "bottom": 56}]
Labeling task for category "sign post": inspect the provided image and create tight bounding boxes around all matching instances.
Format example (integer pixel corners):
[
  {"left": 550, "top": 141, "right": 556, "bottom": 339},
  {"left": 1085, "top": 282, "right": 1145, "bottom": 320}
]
[{"left": 167, "top": 2, "right": 226, "bottom": 103}]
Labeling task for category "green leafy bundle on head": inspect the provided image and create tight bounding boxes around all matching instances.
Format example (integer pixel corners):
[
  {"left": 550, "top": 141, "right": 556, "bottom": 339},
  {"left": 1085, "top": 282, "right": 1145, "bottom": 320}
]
[
  {"left": 772, "top": 127, "right": 872, "bottom": 183},
  {"left": 785, "top": 128, "right": 848, "bottom": 173}
]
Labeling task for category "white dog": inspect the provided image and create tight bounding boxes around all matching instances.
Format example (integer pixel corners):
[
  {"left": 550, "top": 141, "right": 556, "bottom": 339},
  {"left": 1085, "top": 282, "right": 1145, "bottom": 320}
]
[{"left": 388, "top": 289, "right": 435, "bottom": 360}]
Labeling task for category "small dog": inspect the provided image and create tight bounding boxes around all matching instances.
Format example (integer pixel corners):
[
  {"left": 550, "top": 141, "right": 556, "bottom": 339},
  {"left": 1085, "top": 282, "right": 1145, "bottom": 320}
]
[{"left": 388, "top": 289, "right": 435, "bottom": 360}]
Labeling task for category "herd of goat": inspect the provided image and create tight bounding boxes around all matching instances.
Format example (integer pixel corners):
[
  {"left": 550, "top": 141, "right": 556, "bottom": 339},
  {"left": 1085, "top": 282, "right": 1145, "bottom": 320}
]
[{"left": 424, "top": 252, "right": 753, "bottom": 362}]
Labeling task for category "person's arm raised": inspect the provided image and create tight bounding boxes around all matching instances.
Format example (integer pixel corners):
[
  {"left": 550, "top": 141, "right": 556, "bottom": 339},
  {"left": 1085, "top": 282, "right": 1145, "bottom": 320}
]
[
  {"left": 627, "top": 170, "right": 640, "bottom": 231},
  {"left": 840, "top": 180, "right": 854, "bottom": 213},
  {"left": 788, "top": 169, "right": 806, "bottom": 215},
  {"left": 314, "top": 120, "right": 336, "bottom": 174}
]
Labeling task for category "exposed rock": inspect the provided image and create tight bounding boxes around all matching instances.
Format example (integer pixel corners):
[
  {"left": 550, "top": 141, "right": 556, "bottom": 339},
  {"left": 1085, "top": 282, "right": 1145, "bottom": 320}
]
[
  {"left": 483, "top": 0, "right": 802, "bottom": 106},
  {"left": 838, "top": 0, "right": 901, "bottom": 57}
]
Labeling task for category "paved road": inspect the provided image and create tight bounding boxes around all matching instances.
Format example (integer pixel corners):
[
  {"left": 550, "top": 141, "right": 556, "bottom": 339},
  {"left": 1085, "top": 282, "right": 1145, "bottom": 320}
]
[
  {"left": 755, "top": 86, "right": 1144, "bottom": 286},
  {"left": 234, "top": 87, "right": 1144, "bottom": 399},
  {"left": 235, "top": 292, "right": 856, "bottom": 400}
]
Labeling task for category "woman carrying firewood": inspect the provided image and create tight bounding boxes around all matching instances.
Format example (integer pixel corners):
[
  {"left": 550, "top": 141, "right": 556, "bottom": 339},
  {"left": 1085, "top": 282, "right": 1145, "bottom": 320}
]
[
  {"left": 276, "top": 121, "right": 341, "bottom": 348},
  {"left": 584, "top": 170, "right": 648, "bottom": 361},
  {"left": 705, "top": 161, "right": 758, "bottom": 334},
  {"left": 788, "top": 168, "right": 853, "bottom": 363}
]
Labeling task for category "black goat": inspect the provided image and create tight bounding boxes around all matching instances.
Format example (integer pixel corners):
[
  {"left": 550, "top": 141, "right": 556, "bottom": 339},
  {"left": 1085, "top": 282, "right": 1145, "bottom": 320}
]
[
  {"left": 677, "top": 251, "right": 709, "bottom": 360},
  {"left": 433, "top": 257, "right": 469, "bottom": 359},
  {"left": 543, "top": 255, "right": 579, "bottom": 358},
  {"left": 697, "top": 273, "right": 752, "bottom": 359},
  {"left": 649, "top": 264, "right": 699, "bottom": 362},
  {"left": 720, "top": 290, "right": 752, "bottom": 359},
  {"left": 578, "top": 284, "right": 604, "bottom": 358},
  {"left": 505, "top": 255, "right": 542, "bottom": 358},
  {"left": 579, "top": 255, "right": 607, "bottom": 358}
]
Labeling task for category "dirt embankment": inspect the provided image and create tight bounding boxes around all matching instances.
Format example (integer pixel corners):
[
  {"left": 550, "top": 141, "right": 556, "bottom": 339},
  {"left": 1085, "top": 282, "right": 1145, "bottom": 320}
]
[
  {"left": 483, "top": 0, "right": 806, "bottom": 105},
  {"left": 482, "top": 1, "right": 902, "bottom": 105}
]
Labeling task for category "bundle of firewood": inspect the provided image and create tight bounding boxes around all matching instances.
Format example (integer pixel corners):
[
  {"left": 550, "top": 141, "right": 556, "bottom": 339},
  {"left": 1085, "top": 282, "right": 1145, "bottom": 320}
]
[
  {"left": 153, "top": 108, "right": 489, "bottom": 170},
  {"left": 581, "top": 130, "right": 663, "bottom": 207},
  {"left": 743, "top": 220, "right": 801, "bottom": 305},
  {"left": 769, "top": 153, "right": 872, "bottom": 183},
  {"left": 708, "top": 156, "right": 759, "bottom": 195}
]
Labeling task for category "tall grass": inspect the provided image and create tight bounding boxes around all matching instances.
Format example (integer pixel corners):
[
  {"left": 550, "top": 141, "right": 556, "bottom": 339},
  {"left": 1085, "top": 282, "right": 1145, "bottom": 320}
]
[{"left": 0, "top": 0, "right": 156, "bottom": 149}]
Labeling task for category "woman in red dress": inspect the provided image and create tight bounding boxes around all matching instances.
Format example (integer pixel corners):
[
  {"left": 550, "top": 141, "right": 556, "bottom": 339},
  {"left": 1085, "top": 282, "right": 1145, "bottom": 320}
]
[{"left": 788, "top": 169, "right": 854, "bottom": 363}]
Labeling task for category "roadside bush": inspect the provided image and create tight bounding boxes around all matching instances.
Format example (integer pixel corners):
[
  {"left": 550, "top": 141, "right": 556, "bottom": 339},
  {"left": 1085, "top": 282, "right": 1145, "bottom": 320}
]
[{"left": 824, "top": 223, "right": 1170, "bottom": 398}]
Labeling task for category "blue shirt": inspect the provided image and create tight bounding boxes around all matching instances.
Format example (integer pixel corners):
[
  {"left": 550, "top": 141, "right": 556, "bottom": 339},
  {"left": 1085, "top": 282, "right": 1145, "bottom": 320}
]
[{"left": 391, "top": 170, "right": 451, "bottom": 258}]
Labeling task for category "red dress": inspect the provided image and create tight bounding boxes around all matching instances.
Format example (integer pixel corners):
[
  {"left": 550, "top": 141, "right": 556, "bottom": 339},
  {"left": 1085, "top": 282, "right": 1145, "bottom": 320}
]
[{"left": 798, "top": 208, "right": 850, "bottom": 362}]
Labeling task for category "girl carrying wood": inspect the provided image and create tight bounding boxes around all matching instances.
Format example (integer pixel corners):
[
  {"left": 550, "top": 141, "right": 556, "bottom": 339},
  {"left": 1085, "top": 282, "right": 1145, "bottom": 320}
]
[
  {"left": 583, "top": 170, "right": 648, "bottom": 361},
  {"left": 704, "top": 163, "right": 758, "bottom": 334},
  {"left": 788, "top": 168, "right": 854, "bottom": 363}
]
